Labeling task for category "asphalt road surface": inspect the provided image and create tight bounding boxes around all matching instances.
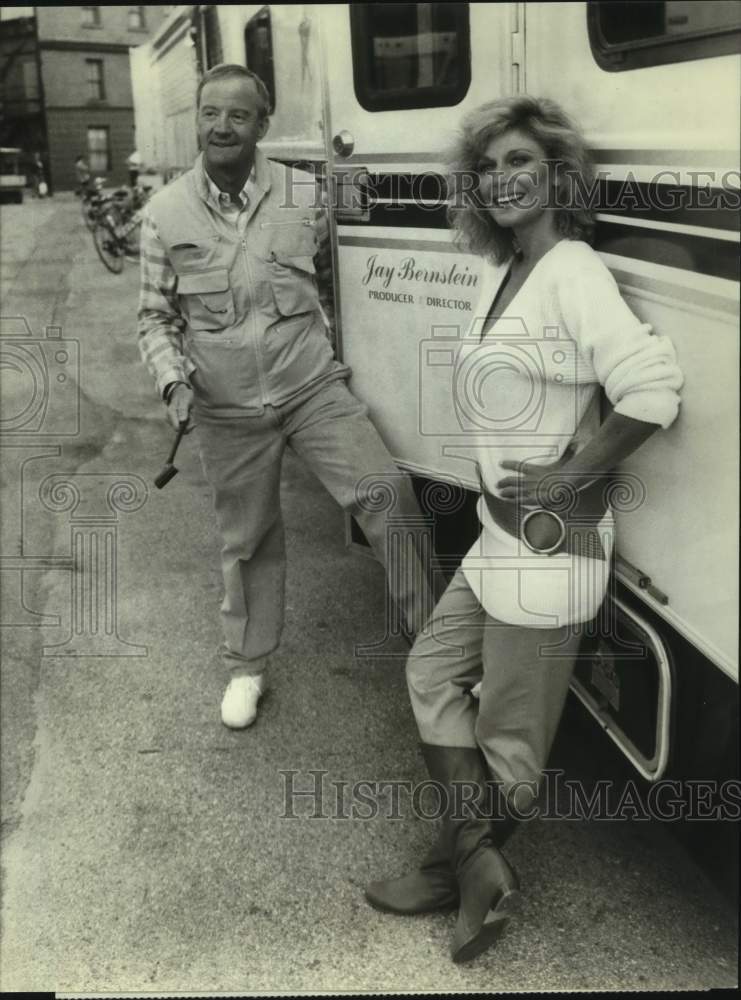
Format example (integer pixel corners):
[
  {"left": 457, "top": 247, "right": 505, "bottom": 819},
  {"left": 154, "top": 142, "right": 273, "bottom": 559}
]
[{"left": 0, "top": 195, "right": 737, "bottom": 993}]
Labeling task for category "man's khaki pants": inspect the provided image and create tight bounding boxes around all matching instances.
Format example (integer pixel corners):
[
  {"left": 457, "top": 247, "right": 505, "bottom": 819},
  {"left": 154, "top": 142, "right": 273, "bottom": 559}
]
[{"left": 195, "top": 379, "right": 436, "bottom": 675}]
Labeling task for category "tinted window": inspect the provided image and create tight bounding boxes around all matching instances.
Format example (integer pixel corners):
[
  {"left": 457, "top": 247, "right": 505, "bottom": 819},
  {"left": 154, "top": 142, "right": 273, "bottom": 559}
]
[
  {"left": 244, "top": 7, "right": 276, "bottom": 113},
  {"left": 202, "top": 5, "right": 223, "bottom": 71},
  {"left": 589, "top": 1, "right": 741, "bottom": 71},
  {"left": 351, "top": 2, "right": 470, "bottom": 111}
]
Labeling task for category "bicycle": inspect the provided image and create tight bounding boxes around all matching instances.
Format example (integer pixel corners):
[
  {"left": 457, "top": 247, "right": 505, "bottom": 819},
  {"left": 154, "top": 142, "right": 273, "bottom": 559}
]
[
  {"left": 78, "top": 176, "right": 105, "bottom": 230},
  {"left": 90, "top": 184, "right": 151, "bottom": 274}
]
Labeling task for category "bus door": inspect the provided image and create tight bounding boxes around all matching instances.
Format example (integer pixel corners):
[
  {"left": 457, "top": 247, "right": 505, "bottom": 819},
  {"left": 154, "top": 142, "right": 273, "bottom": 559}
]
[{"left": 319, "top": 3, "right": 520, "bottom": 491}]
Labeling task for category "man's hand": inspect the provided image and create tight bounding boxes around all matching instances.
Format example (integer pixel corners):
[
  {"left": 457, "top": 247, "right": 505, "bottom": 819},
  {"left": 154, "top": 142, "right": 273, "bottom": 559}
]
[{"left": 166, "top": 383, "right": 195, "bottom": 432}]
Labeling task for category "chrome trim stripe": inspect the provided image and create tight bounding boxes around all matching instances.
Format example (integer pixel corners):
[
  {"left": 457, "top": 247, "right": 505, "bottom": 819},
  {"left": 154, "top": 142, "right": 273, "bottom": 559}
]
[
  {"left": 591, "top": 148, "right": 739, "bottom": 167},
  {"left": 595, "top": 212, "right": 740, "bottom": 243},
  {"left": 610, "top": 268, "right": 739, "bottom": 317},
  {"left": 342, "top": 153, "right": 445, "bottom": 164},
  {"left": 342, "top": 149, "right": 739, "bottom": 167},
  {"left": 338, "top": 235, "right": 465, "bottom": 254},
  {"left": 569, "top": 596, "right": 672, "bottom": 782}
]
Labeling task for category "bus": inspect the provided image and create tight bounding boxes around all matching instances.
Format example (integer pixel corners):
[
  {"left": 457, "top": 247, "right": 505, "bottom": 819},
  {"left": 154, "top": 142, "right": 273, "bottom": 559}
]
[{"left": 133, "top": 2, "right": 740, "bottom": 816}]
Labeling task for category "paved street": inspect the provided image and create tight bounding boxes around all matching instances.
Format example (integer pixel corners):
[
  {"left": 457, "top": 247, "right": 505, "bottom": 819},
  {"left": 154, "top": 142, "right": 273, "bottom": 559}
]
[{"left": 0, "top": 195, "right": 737, "bottom": 993}]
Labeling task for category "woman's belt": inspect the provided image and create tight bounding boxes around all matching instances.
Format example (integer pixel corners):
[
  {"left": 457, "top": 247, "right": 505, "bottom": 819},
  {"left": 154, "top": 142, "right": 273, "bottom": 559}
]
[{"left": 479, "top": 472, "right": 609, "bottom": 562}]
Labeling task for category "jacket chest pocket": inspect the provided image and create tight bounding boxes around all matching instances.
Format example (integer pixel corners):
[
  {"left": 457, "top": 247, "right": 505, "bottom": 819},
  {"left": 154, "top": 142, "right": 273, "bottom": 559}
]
[
  {"left": 267, "top": 252, "right": 318, "bottom": 317},
  {"left": 260, "top": 217, "right": 319, "bottom": 317},
  {"left": 177, "top": 268, "right": 236, "bottom": 334}
]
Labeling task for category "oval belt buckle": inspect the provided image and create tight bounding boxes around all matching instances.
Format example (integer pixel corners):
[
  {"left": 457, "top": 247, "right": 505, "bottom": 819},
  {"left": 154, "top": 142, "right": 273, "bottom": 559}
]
[{"left": 521, "top": 508, "right": 566, "bottom": 555}]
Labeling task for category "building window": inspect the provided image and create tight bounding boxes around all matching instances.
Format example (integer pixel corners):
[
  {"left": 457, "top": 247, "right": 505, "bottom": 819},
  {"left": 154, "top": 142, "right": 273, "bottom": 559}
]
[
  {"left": 128, "top": 6, "right": 146, "bottom": 31},
  {"left": 86, "top": 59, "right": 105, "bottom": 101},
  {"left": 87, "top": 126, "right": 110, "bottom": 173},
  {"left": 588, "top": 1, "right": 741, "bottom": 71},
  {"left": 244, "top": 7, "right": 276, "bottom": 113},
  {"left": 81, "top": 6, "right": 101, "bottom": 28},
  {"left": 350, "top": 2, "right": 471, "bottom": 112}
]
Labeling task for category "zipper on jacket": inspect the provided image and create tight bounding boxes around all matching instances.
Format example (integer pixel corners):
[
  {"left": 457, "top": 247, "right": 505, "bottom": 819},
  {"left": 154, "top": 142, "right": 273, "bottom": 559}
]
[
  {"left": 259, "top": 219, "right": 313, "bottom": 229},
  {"left": 241, "top": 239, "right": 270, "bottom": 406}
]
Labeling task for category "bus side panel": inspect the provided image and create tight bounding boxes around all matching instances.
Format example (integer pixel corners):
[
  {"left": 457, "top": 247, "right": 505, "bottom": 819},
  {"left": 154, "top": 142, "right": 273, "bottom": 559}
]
[
  {"left": 322, "top": 3, "right": 517, "bottom": 490},
  {"left": 611, "top": 274, "right": 739, "bottom": 676},
  {"left": 336, "top": 239, "right": 487, "bottom": 489},
  {"left": 523, "top": 1, "right": 740, "bottom": 152},
  {"left": 218, "top": 5, "right": 325, "bottom": 160},
  {"left": 524, "top": 1, "right": 740, "bottom": 680},
  {"left": 320, "top": 3, "right": 516, "bottom": 157}
]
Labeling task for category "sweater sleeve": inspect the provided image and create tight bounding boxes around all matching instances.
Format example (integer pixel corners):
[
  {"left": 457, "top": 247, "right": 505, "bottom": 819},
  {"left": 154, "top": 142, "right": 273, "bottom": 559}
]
[{"left": 557, "top": 245, "right": 683, "bottom": 429}]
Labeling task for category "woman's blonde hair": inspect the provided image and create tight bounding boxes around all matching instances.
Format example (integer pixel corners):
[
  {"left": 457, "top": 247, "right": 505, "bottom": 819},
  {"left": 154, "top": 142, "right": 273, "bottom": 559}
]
[{"left": 447, "top": 96, "right": 596, "bottom": 263}]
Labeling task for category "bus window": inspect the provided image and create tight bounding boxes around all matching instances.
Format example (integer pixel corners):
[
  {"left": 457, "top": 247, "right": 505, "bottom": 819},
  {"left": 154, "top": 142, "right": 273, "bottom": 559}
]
[
  {"left": 199, "top": 5, "right": 223, "bottom": 71},
  {"left": 350, "top": 2, "right": 470, "bottom": 112},
  {"left": 588, "top": 0, "right": 741, "bottom": 71},
  {"left": 244, "top": 7, "right": 276, "bottom": 114}
]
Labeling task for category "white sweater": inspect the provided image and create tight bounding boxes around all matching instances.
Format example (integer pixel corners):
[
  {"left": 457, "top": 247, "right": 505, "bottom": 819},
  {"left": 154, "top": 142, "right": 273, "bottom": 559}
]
[{"left": 460, "top": 239, "right": 683, "bottom": 628}]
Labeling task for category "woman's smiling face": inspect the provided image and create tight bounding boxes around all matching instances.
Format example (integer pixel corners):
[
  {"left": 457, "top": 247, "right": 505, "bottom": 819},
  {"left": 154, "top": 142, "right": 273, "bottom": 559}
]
[{"left": 477, "top": 128, "right": 554, "bottom": 230}]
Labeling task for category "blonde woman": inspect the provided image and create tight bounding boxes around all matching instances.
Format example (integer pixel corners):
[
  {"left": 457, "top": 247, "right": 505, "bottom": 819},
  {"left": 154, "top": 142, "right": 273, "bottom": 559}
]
[{"left": 365, "top": 96, "right": 683, "bottom": 963}]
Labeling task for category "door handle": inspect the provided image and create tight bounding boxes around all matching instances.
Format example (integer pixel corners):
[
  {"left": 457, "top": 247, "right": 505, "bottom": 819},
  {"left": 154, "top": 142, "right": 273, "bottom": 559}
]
[{"left": 332, "top": 165, "right": 369, "bottom": 222}]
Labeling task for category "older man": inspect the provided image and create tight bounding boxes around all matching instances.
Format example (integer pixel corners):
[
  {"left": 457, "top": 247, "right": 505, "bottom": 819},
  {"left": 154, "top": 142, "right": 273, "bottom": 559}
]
[{"left": 138, "top": 64, "right": 435, "bottom": 729}]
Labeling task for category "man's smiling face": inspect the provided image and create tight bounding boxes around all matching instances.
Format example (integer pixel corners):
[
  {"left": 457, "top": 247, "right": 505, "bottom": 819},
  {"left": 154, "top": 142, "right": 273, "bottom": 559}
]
[{"left": 197, "top": 76, "right": 269, "bottom": 176}]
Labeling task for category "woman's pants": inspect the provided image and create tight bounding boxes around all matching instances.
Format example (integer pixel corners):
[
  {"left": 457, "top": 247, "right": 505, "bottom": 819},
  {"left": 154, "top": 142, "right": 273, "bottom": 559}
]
[{"left": 407, "top": 566, "right": 582, "bottom": 813}]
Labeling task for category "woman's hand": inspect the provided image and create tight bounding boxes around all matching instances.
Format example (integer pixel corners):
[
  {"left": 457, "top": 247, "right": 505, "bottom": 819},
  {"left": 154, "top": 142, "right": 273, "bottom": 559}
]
[
  {"left": 495, "top": 446, "right": 577, "bottom": 504},
  {"left": 496, "top": 459, "right": 562, "bottom": 503},
  {"left": 496, "top": 414, "right": 662, "bottom": 504},
  {"left": 495, "top": 457, "right": 583, "bottom": 552}
]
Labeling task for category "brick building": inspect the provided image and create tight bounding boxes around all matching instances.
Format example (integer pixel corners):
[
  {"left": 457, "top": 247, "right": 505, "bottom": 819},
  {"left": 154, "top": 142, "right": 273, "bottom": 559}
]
[
  {"left": 0, "top": 8, "right": 45, "bottom": 181},
  {"left": 0, "top": 6, "right": 170, "bottom": 192}
]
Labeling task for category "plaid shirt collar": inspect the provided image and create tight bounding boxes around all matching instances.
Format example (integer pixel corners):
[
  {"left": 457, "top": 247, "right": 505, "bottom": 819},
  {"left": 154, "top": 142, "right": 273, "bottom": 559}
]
[{"left": 195, "top": 147, "right": 271, "bottom": 211}]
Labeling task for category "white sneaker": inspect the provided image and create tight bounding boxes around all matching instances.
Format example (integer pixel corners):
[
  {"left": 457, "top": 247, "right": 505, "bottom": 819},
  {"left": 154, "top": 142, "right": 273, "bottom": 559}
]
[{"left": 220, "top": 673, "right": 267, "bottom": 729}]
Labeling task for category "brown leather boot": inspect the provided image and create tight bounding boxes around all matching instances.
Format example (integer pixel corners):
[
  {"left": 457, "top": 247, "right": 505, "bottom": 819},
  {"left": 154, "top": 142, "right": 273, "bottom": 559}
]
[
  {"left": 364, "top": 830, "right": 458, "bottom": 914},
  {"left": 364, "top": 747, "right": 519, "bottom": 921},
  {"left": 418, "top": 743, "right": 522, "bottom": 964}
]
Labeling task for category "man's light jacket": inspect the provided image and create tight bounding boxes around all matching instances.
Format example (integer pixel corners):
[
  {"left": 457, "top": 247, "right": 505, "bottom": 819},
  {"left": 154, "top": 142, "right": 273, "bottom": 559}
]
[{"left": 138, "top": 149, "right": 346, "bottom": 416}]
